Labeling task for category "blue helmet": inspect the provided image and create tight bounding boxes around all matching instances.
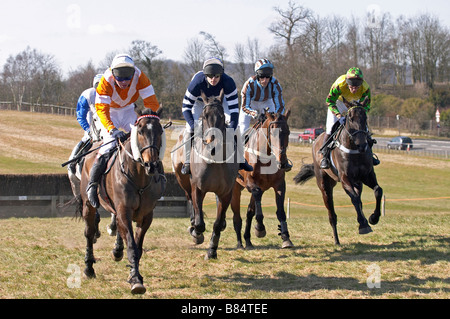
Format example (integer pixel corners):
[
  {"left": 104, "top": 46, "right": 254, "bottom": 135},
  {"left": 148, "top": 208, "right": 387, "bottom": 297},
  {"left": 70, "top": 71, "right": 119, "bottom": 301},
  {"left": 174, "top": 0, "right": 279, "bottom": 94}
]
[{"left": 254, "top": 58, "right": 274, "bottom": 77}]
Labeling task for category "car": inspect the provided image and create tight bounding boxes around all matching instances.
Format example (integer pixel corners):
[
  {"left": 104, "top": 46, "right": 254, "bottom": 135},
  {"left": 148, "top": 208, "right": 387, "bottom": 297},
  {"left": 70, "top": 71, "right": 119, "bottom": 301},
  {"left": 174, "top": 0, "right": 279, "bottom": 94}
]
[
  {"left": 386, "top": 136, "right": 413, "bottom": 150},
  {"left": 298, "top": 127, "right": 325, "bottom": 143}
]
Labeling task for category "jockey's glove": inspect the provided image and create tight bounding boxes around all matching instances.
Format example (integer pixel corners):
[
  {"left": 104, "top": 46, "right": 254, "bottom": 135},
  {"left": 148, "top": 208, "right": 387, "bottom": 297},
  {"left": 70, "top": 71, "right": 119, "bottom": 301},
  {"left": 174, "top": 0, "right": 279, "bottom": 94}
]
[{"left": 110, "top": 128, "right": 128, "bottom": 142}]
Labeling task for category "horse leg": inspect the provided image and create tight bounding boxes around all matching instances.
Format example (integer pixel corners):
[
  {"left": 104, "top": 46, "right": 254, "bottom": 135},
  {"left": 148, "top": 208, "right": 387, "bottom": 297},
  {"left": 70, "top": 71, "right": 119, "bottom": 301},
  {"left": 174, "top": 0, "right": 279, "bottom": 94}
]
[
  {"left": 116, "top": 210, "right": 146, "bottom": 294},
  {"left": 243, "top": 195, "right": 256, "bottom": 249},
  {"left": 189, "top": 187, "right": 205, "bottom": 245},
  {"left": 127, "top": 213, "right": 153, "bottom": 294},
  {"left": 342, "top": 179, "right": 372, "bottom": 235},
  {"left": 363, "top": 172, "right": 383, "bottom": 225},
  {"left": 94, "top": 210, "right": 101, "bottom": 242},
  {"left": 231, "top": 183, "right": 244, "bottom": 249},
  {"left": 107, "top": 213, "right": 117, "bottom": 236},
  {"left": 83, "top": 204, "right": 97, "bottom": 278},
  {"left": 112, "top": 232, "right": 124, "bottom": 261},
  {"left": 317, "top": 174, "right": 340, "bottom": 245},
  {"left": 252, "top": 187, "right": 266, "bottom": 238},
  {"left": 274, "top": 180, "right": 294, "bottom": 248},
  {"left": 206, "top": 192, "right": 231, "bottom": 260}
]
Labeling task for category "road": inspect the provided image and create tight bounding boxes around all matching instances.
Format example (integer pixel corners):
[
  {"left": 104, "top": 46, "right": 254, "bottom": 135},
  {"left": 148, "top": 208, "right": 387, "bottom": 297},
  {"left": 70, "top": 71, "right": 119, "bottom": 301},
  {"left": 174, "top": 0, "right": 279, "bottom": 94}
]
[{"left": 290, "top": 130, "right": 450, "bottom": 154}]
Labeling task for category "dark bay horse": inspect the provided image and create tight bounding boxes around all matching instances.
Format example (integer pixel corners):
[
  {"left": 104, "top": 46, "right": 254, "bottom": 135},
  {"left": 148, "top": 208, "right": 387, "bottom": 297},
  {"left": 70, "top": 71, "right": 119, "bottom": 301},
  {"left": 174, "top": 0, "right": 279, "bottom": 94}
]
[
  {"left": 231, "top": 110, "right": 294, "bottom": 249},
  {"left": 75, "top": 108, "right": 166, "bottom": 294},
  {"left": 293, "top": 99, "right": 383, "bottom": 245},
  {"left": 172, "top": 90, "right": 239, "bottom": 259}
]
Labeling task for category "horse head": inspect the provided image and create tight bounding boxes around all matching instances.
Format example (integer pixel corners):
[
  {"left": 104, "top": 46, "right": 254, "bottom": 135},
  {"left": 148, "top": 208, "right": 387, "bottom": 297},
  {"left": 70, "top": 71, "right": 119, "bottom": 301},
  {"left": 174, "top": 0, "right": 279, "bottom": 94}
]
[
  {"left": 130, "top": 108, "right": 164, "bottom": 175},
  {"left": 200, "top": 89, "right": 225, "bottom": 145},
  {"left": 261, "top": 109, "right": 291, "bottom": 169},
  {"left": 343, "top": 97, "right": 369, "bottom": 153}
]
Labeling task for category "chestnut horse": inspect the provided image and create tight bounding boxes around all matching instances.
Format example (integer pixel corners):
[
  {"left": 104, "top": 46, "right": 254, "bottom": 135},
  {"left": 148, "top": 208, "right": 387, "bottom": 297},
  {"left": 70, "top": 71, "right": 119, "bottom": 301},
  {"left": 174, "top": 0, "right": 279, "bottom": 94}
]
[
  {"left": 172, "top": 90, "right": 239, "bottom": 259},
  {"left": 294, "top": 99, "right": 383, "bottom": 245},
  {"left": 74, "top": 108, "right": 166, "bottom": 294},
  {"left": 230, "top": 110, "right": 294, "bottom": 249}
]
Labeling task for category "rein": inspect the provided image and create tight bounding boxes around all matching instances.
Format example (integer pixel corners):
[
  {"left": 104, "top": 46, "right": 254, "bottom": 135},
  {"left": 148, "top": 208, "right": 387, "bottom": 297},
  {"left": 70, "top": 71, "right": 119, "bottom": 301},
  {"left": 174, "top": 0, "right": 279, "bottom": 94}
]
[{"left": 335, "top": 106, "right": 369, "bottom": 155}]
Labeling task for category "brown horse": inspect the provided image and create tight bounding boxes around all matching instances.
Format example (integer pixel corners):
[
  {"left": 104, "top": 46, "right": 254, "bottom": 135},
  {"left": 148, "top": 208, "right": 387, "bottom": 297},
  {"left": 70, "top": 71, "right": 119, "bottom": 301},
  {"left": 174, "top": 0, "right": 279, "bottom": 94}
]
[
  {"left": 172, "top": 90, "right": 239, "bottom": 259},
  {"left": 293, "top": 99, "right": 383, "bottom": 245},
  {"left": 75, "top": 108, "right": 166, "bottom": 294},
  {"left": 230, "top": 109, "right": 294, "bottom": 249}
]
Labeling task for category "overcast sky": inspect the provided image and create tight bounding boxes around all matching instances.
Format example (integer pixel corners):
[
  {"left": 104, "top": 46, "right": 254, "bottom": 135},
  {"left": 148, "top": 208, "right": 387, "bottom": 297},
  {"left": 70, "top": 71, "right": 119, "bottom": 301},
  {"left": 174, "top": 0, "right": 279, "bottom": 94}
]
[{"left": 0, "top": 0, "right": 448, "bottom": 76}]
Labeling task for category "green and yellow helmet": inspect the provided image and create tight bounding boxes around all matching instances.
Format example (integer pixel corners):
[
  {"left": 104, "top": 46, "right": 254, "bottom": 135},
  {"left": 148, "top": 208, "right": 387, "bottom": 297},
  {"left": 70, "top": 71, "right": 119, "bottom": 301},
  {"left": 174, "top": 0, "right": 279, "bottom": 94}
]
[{"left": 346, "top": 67, "right": 364, "bottom": 86}]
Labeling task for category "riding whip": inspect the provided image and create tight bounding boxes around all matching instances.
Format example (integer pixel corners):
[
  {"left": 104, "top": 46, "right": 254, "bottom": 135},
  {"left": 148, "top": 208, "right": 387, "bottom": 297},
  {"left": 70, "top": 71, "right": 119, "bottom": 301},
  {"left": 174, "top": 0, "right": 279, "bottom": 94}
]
[{"left": 61, "top": 139, "right": 117, "bottom": 167}]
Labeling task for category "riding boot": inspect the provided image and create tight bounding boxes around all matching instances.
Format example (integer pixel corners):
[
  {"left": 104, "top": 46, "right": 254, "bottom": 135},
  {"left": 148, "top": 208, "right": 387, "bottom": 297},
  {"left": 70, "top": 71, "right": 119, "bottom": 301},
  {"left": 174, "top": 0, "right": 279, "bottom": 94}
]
[
  {"left": 235, "top": 130, "right": 253, "bottom": 172},
  {"left": 86, "top": 152, "right": 110, "bottom": 208},
  {"left": 320, "top": 134, "right": 332, "bottom": 169},
  {"left": 280, "top": 159, "right": 293, "bottom": 172},
  {"left": 239, "top": 158, "right": 253, "bottom": 172},
  {"left": 69, "top": 140, "right": 92, "bottom": 174},
  {"left": 367, "top": 136, "right": 380, "bottom": 166},
  {"left": 181, "top": 132, "right": 194, "bottom": 175}
]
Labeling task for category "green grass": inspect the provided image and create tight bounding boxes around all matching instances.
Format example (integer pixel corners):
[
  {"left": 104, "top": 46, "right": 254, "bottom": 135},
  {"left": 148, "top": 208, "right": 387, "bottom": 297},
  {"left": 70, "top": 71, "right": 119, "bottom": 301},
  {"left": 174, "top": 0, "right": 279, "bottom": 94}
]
[
  {"left": 0, "top": 110, "right": 449, "bottom": 299},
  {"left": 0, "top": 215, "right": 448, "bottom": 299}
]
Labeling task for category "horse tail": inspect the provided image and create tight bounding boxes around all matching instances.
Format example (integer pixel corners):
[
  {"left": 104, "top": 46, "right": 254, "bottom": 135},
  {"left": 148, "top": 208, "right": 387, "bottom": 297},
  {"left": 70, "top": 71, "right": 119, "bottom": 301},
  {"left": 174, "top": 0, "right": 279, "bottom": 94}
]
[{"left": 293, "top": 163, "right": 315, "bottom": 185}]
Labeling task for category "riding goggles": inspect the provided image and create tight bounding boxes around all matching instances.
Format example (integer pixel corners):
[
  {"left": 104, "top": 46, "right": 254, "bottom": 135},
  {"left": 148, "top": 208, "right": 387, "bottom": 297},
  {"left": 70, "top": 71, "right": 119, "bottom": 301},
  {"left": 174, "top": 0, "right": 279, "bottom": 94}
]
[
  {"left": 114, "top": 75, "right": 134, "bottom": 82},
  {"left": 206, "top": 74, "right": 221, "bottom": 79}
]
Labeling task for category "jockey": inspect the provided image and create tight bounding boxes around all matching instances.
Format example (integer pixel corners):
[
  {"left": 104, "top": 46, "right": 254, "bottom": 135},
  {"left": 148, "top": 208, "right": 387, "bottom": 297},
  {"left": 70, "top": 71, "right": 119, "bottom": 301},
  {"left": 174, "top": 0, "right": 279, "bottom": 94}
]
[
  {"left": 320, "top": 67, "right": 380, "bottom": 169},
  {"left": 238, "top": 58, "right": 292, "bottom": 171},
  {"left": 180, "top": 57, "right": 253, "bottom": 175},
  {"left": 86, "top": 53, "right": 164, "bottom": 208},
  {"left": 68, "top": 74, "right": 104, "bottom": 173}
]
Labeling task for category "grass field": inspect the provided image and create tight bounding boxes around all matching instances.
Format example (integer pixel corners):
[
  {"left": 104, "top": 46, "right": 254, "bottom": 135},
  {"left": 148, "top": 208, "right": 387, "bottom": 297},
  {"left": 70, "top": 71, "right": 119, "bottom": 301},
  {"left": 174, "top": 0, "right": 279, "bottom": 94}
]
[{"left": 0, "top": 110, "right": 449, "bottom": 300}]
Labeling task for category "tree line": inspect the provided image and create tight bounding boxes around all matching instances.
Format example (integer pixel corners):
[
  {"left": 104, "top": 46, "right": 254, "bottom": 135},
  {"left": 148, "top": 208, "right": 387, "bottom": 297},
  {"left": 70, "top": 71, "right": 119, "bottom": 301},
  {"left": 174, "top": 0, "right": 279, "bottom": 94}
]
[{"left": 1, "top": 1, "right": 449, "bottom": 135}]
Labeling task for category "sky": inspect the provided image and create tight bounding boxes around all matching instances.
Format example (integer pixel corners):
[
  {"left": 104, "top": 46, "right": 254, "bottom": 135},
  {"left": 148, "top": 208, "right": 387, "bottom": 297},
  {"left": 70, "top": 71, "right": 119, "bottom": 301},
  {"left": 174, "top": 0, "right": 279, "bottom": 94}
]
[{"left": 0, "top": 0, "right": 449, "bottom": 77}]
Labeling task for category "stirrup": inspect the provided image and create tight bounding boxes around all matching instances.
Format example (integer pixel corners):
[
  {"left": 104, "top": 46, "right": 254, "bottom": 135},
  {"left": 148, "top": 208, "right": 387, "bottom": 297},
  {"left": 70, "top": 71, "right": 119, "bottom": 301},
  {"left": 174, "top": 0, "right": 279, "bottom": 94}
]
[
  {"left": 86, "top": 182, "right": 100, "bottom": 208},
  {"left": 181, "top": 163, "right": 191, "bottom": 175},
  {"left": 320, "top": 158, "right": 330, "bottom": 169}
]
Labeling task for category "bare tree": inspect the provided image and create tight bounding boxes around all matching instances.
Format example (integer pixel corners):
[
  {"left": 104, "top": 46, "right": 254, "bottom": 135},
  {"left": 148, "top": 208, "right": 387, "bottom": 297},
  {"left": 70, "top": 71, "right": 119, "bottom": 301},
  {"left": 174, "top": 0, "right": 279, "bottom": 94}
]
[
  {"left": 199, "top": 31, "right": 227, "bottom": 63},
  {"left": 268, "top": 1, "right": 311, "bottom": 57},
  {"left": 183, "top": 37, "right": 207, "bottom": 74}
]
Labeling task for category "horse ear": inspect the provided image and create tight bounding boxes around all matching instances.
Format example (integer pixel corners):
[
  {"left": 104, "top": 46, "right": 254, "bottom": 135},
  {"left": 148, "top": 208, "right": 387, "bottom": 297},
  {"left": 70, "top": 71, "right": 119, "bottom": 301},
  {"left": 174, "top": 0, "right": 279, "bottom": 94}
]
[
  {"left": 200, "top": 90, "right": 208, "bottom": 104},
  {"left": 342, "top": 97, "right": 352, "bottom": 108},
  {"left": 284, "top": 108, "right": 291, "bottom": 120},
  {"left": 156, "top": 104, "right": 163, "bottom": 117},
  {"left": 219, "top": 89, "right": 224, "bottom": 103},
  {"left": 362, "top": 96, "right": 369, "bottom": 106}
]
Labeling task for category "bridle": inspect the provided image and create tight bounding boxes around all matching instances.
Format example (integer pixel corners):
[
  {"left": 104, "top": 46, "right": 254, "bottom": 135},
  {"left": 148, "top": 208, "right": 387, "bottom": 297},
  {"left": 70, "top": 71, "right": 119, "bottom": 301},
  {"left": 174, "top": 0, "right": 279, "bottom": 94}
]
[
  {"left": 336, "top": 106, "right": 369, "bottom": 154},
  {"left": 119, "top": 114, "right": 162, "bottom": 169}
]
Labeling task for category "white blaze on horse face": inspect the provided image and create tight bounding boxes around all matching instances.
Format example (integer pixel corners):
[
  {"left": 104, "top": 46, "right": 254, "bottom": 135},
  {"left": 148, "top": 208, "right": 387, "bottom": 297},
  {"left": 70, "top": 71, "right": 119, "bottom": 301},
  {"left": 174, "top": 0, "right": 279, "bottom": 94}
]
[{"left": 130, "top": 124, "right": 143, "bottom": 162}]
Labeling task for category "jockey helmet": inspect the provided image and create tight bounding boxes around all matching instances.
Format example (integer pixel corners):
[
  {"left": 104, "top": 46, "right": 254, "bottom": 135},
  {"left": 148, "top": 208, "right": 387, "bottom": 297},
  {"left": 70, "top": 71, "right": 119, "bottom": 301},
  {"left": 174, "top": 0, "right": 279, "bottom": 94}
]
[
  {"left": 111, "top": 54, "right": 135, "bottom": 79},
  {"left": 203, "top": 57, "right": 224, "bottom": 76},
  {"left": 346, "top": 67, "right": 364, "bottom": 87},
  {"left": 93, "top": 74, "right": 103, "bottom": 88},
  {"left": 254, "top": 58, "right": 274, "bottom": 78}
]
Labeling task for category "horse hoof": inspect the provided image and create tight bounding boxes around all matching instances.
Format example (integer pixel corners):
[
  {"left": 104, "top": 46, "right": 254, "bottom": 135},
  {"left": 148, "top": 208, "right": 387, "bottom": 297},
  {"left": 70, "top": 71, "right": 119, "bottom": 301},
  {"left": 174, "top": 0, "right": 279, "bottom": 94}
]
[
  {"left": 245, "top": 243, "right": 255, "bottom": 250},
  {"left": 112, "top": 250, "right": 123, "bottom": 262},
  {"left": 83, "top": 267, "right": 96, "bottom": 279},
  {"left": 359, "top": 226, "right": 373, "bottom": 235},
  {"left": 188, "top": 226, "right": 204, "bottom": 244},
  {"left": 205, "top": 250, "right": 217, "bottom": 260},
  {"left": 255, "top": 229, "right": 266, "bottom": 238},
  {"left": 193, "top": 234, "right": 204, "bottom": 245},
  {"left": 282, "top": 239, "right": 294, "bottom": 249},
  {"left": 369, "top": 214, "right": 380, "bottom": 225},
  {"left": 131, "top": 283, "right": 146, "bottom": 295},
  {"left": 107, "top": 224, "right": 116, "bottom": 236}
]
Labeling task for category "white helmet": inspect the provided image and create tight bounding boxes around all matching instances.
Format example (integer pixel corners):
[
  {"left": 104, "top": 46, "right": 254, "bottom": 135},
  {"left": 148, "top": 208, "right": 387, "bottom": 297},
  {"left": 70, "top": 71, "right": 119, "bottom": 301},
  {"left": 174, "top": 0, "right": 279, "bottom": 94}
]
[
  {"left": 111, "top": 54, "right": 135, "bottom": 79},
  {"left": 93, "top": 74, "right": 103, "bottom": 88},
  {"left": 111, "top": 54, "right": 135, "bottom": 69}
]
